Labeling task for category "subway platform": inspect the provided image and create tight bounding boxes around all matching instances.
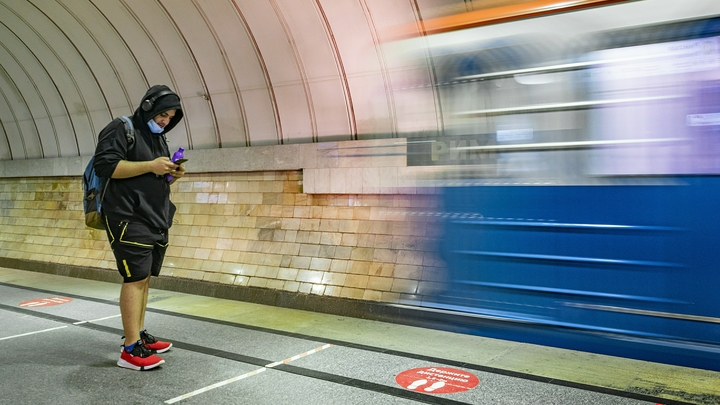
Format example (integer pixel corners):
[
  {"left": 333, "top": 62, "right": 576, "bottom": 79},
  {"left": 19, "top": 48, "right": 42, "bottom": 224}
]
[{"left": 1, "top": 267, "right": 719, "bottom": 405}]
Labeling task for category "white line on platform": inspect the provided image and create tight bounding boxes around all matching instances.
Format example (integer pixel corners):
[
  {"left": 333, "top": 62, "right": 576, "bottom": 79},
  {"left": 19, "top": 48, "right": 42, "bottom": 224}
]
[
  {"left": 0, "top": 326, "right": 68, "bottom": 341},
  {"left": 165, "top": 343, "right": 333, "bottom": 404},
  {"left": 165, "top": 368, "right": 268, "bottom": 404},
  {"left": 0, "top": 313, "right": 121, "bottom": 341},
  {"left": 73, "top": 314, "right": 122, "bottom": 325}
]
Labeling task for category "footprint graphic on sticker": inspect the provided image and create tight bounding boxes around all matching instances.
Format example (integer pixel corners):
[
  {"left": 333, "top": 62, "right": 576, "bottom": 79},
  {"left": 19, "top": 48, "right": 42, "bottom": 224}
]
[
  {"left": 407, "top": 379, "right": 427, "bottom": 390},
  {"left": 424, "top": 381, "right": 446, "bottom": 392}
]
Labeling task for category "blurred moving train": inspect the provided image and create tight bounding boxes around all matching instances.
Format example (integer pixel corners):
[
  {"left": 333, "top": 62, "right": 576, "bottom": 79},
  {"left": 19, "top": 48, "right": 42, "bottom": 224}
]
[{"left": 393, "top": 1, "right": 720, "bottom": 371}]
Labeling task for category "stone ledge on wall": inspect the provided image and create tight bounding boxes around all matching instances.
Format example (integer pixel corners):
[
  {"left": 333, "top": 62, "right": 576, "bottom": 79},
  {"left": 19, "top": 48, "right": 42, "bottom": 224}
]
[
  {"left": 0, "top": 156, "right": 89, "bottom": 179},
  {"left": 0, "top": 138, "right": 443, "bottom": 195}
]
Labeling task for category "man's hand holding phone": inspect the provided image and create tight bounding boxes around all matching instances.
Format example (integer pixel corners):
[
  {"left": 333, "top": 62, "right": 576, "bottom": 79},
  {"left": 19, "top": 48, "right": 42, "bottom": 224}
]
[{"left": 168, "top": 158, "right": 187, "bottom": 182}]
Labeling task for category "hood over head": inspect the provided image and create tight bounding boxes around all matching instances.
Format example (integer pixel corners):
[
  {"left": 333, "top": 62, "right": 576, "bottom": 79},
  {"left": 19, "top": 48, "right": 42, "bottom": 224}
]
[{"left": 134, "top": 84, "right": 184, "bottom": 134}]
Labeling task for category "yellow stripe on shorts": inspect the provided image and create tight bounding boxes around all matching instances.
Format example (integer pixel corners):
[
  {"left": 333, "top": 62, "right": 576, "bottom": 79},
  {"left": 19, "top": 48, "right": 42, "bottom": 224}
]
[{"left": 122, "top": 259, "right": 131, "bottom": 277}]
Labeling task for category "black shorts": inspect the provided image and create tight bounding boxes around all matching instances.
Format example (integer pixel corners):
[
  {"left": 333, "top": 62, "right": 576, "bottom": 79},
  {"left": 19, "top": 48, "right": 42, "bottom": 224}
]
[{"left": 104, "top": 217, "right": 169, "bottom": 283}]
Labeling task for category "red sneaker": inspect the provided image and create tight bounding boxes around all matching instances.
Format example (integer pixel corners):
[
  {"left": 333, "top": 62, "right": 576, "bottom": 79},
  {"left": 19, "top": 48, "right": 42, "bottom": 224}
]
[
  {"left": 141, "top": 330, "right": 172, "bottom": 354},
  {"left": 117, "top": 341, "right": 164, "bottom": 371}
]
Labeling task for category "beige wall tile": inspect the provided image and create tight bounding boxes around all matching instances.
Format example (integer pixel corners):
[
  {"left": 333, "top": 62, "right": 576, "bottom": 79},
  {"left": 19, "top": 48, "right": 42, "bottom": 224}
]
[
  {"left": 345, "top": 274, "right": 369, "bottom": 289},
  {"left": 256, "top": 266, "right": 279, "bottom": 279},
  {"left": 284, "top": 230, "right": 298, "bottom": 243},
  {"left": 329, "top": 259, "right": 349, "bottom": 273},
  {"left": 282, "top": 281, "right": 300, "bottom": 292},
  {"left": 248, "top": 277, "right": 269, "bottom": 288},
  {"left": 338, "top": 233, "right": 357, "bottom": 247},
  {"left": 333, "top": 246, "right": 352, "bottom": 259},
  {"left": 281, "top": 218, "right": 301, "bottom": 230},
  {"left": 310, "top": 284, "right": 326, "bottom": 295},
  {"left": 322, "top": 206, "right": 338, "bottom": 219},
  {"left": 187, "top": 270, "right": 206, "bottom": 280},
  {"left": 339, "top": 220, "right": 359, "bottom": 233},
  {"left": 299, "top": 218, "right": 320, "bottom": 231},
  {"left": 299, "top": 244, "right": 320, "bottom": 258},
  {"left": 348, "top": 261, "right": 371, "bottom": 275},
  {"left": 373, "top": 249, "right": 397, "bottom": 263},
  {"left": 339, "top": 287, "right": 364, "bottom": 299},
  {"left": 317, "top": 245, "right": 336, "bottom": 259},
  {"left": 226, "top": 263, "right": 258, "bottom": 276},
  {"left": 337, "top": 207, "right": 354, "bottom": 220},
  {"left": 391, "top": 279, "right": 418, "bottom": 294},
  {"left": 279, "top": 243, "right": 300, "bottom": 255},
  {"left": 324, "top": 285, "right": 342, "bottom": 297},
  {"left": 234, "top": 276, "right": 250, "bottom": 286},
  {"left": 397, "top": 250, "right": 424, "bottom": 266},
  {"left": 393, "top": 264, "right": 423, "bottom": 280},
  {"left": 319, "top": 219, "right": 340, "bottom": 232},
  {"left": 319, "top": 232, "right": 341, "bottom": 246},
  {"left": 277, "top": 268, "right": 299, "bottom": 281},
  {"left": 362, "top": 290, "right": 383, "bottom": 301},
  {"left": 296, "top": 269, "right": 324, "bottom": 283},
  {"left": 349, "top": 247, "right": 374, "bottom": 261},
  {"left": 309, "top": 257, "right": 331, "bottom": 271},
  {"left": 367, "top": 276, "right": 393, "bottom": 291},
  {"left": 321, "top": 272, "right": 346, "bottom": 286}
]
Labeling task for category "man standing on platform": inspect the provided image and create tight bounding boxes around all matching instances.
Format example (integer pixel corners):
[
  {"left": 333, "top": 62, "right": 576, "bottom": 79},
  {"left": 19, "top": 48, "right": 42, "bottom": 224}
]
[{"left": 93, "top": 85, "right": 185, "bottom": 370}]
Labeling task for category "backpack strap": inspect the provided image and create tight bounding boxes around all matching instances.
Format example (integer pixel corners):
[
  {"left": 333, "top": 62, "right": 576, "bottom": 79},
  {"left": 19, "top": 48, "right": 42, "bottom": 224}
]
[
  {"left": 99, "top": 116, "right": 137, "bottom": 204},
  {"left": 118, "top": 116, "right": 136, "bottom": 151},
  {"left": 99, "top": 165, "right": 111, "bottom": 205}
]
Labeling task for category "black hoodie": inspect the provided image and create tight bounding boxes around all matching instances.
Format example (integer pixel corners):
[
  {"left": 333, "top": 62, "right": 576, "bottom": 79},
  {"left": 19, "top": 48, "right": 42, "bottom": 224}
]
[{"left": 93, "top": 85, "right": 184, "bottom": 230}]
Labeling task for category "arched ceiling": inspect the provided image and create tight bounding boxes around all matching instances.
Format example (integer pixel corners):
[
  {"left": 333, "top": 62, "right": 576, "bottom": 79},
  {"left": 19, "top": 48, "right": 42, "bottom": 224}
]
[
  {"left": 0, "top": 0, "right": 717, "bottom": 161},
  {"left": 0, "top": 0, "right": 428, "bottom": 160}
]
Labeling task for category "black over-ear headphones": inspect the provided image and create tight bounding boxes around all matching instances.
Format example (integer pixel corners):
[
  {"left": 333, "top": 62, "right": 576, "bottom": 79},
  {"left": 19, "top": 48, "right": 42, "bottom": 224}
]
[{"left": 141, "top": 89, "right": 175, "bottom": 112}]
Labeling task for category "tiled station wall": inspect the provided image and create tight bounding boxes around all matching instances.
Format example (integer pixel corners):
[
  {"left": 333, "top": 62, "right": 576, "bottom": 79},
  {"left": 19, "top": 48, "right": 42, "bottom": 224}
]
[{"left": 0, "top": 141, "right": 448, "bottom": 304}]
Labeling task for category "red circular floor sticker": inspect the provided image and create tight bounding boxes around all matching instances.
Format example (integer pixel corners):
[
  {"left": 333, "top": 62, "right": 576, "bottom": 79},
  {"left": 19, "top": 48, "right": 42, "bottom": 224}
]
[
  {"left": 396, "top": 367, "right": 479, "bottom": 394},
  {"left": 18, "top": 297, "right": 73, "bottom": 308}
]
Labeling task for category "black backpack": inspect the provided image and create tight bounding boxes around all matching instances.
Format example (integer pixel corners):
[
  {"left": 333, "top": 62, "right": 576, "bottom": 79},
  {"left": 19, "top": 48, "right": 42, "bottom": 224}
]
[{"left": 83, "top": 116, "right": 136, "bottom": 229}]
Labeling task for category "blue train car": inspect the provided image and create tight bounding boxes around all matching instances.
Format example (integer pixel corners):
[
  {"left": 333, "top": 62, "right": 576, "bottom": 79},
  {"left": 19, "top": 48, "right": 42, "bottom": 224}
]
[{"left": 436, "top": 179, "right": 720, "bottom": 371}]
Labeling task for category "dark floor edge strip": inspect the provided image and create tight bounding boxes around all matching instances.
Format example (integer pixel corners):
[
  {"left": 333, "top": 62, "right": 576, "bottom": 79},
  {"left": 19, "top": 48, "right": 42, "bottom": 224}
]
[
  {"left": 274, "top": 364, "right": 471, "bottom": 405},
  {"left": 0, "top": 278, "right": 700, "bottom": 405}
]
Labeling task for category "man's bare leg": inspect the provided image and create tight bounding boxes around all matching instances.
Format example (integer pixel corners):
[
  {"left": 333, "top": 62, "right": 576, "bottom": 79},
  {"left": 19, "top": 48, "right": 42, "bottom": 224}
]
[
  {"left": 120, "top": 277, "right": 149, "bottom": 347},
  {"left": 139, "top": 276, "right": 150, "bottom": 333}
]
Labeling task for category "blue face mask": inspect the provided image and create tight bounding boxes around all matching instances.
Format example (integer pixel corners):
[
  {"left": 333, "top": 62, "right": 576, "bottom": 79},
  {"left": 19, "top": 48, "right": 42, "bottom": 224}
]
[{"left": 147, "top": 119, "right": 164, "bottom": 134}]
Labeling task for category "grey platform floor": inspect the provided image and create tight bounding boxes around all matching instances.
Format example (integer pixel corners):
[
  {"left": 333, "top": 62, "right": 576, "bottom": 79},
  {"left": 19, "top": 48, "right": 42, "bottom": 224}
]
[{"left": 1, "top": 267, "right": 719, "bottom": 405}]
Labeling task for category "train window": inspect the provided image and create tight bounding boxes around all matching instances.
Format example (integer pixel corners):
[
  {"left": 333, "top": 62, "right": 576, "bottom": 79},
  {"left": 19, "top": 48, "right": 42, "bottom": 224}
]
[
  {"left": 400, "top": 16, "right": 720, "bottom": 183},
  {"left": 588, "top": 35, "right": 720, "bottom": 175}
]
